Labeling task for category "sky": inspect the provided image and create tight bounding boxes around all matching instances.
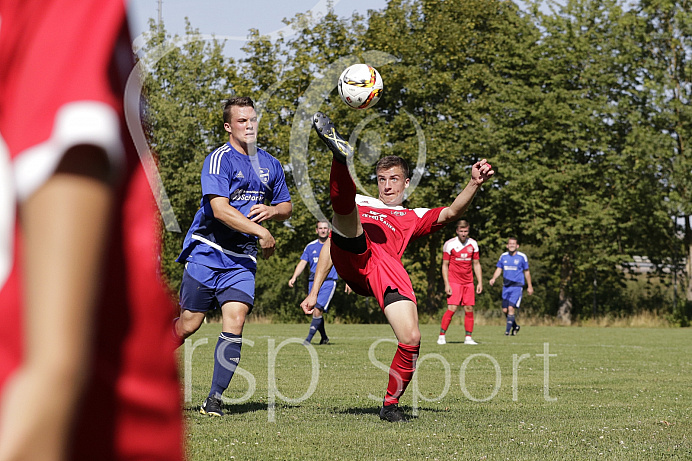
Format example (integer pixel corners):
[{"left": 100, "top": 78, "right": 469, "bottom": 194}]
[{"left": 128, "top": 0, "right": 389, "bottom": 59}]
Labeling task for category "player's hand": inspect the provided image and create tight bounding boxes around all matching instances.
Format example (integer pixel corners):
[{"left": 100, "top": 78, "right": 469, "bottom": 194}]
[
  {"left": 300, "top": 294, "right": 317, "bottom": 315},
  {"left": 471, "top": 159, "right": 494, "bottom": 186},
  {"left": 476, "top": 283, "right": 483, "bottom": 294},
  {"left": 248, "top": 204, "right": 276, "bottom": 223},
  {"left": 258, "top": 230, "right": 275, "bottom": 259},
  {"left": 445, "top": 285, "right": 453, "bottom": 297},
  {"left": 527, "top": 286, "right": 534, "bottom": 296},
  {"left": 489, "top": 278, "right": 495, "bottom": 286},
  {"left": 344, "top": 284, "right": 352, "bottom": 294},
  {"left": 288, "top": 278, "right": 295, "bottom": 288}
]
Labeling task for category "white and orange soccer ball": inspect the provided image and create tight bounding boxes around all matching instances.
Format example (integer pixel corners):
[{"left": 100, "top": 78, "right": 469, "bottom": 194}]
[{"left": 337, "top": 64, "right": 383, "bottom": 110}]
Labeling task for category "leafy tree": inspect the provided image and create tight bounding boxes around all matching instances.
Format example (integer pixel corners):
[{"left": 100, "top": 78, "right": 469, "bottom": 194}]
[
  {"left": 501, "top": 0, "right": 675, "bottom": 323},
  {"left": 632, "top": 0, "right": 692, "bottom": 306}
]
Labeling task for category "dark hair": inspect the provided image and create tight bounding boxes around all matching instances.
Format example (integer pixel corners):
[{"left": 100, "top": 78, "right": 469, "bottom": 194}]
[
  {"left": 375, "top": 155, "right": 409, "bottom": 178},
  {"left": 456, "top": 220, "right": 470, "bottom": 229},
  {"left": 508, "top": 237, "right": 519, "bottom": 243},
  {"left": 223, "top": 96, "right": 255, "bottom": 124}
]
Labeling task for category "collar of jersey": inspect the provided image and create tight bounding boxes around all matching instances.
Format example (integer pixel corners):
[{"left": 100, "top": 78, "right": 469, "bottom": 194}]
[{"left": 355, "top": 194, "right": 405, "bottom": 210}]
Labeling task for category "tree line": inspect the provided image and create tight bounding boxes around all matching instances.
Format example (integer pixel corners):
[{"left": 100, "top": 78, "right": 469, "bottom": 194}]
[{"left": 140, "top": 0, "right": 691, "bottom": 325}]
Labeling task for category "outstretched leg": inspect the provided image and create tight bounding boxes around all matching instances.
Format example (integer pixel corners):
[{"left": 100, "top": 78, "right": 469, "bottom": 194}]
[{"left": 312, "top": 112, "right": 363, "bottom": 238}]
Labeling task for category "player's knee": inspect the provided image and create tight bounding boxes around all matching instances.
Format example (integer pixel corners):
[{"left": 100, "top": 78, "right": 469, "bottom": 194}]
[
  {"left": 400, "top": 329, "right": 421, "bottom": 346},
  {"left": 464, "top": 305, "right": 474, "bottom": 313},
  {"left": 178, "top": 315, "right": 203, "bottom": 338}
]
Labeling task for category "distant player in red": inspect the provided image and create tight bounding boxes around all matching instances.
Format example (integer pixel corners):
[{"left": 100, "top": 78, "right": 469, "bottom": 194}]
[
  {"left": 0, "top": 1, "right": 183, "bottom": 459},
  {"left": 437, "top": 220, "right": 483, "bottom": 345},
  {"left": 302, "top": 112, "right": 494, "bottom": 422}
]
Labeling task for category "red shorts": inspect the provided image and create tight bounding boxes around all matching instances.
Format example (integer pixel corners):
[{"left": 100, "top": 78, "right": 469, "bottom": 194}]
[
  {"left": 447, "top": 282, "right": 475, "bottom": 307},
  {"left": 330, "top": 233, "right": 416, "bottom": 310}
]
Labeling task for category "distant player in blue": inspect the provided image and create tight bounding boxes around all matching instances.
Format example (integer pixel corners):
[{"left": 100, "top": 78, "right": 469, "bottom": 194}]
[
  {"left": 288, "top": 221, "right": 344, "bottom": 345},
  {"left": 172, "top": 96, "right": 292, "bottom": 417},
  {"left": 489, "top": 237, "right": 534, "bottom": 335}
]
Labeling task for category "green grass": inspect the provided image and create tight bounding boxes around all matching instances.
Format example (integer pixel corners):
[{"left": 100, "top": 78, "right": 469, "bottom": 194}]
[{"left": 181, "top": 324, "right": 691, "bottom": 460}]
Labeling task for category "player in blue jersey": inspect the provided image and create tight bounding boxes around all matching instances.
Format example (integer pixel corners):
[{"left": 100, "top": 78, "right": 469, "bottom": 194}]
[
  {"left": 289, "top": 221, "right": 342, "bottom": 345},
  {"left": 489, "top": 237, "right": 533, "bottom": 335},
  {"left": 172, "top": 96, "right": 292, "bottom": 417}
]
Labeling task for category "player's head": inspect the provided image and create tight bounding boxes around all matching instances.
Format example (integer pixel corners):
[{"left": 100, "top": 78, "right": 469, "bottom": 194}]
[
  {"left": 223, "top": 96, "right": 255, "bottom": 123},
  {"left": 223, "top": 96, "right": 257, "bottom": 150},
  {"left": 507, "top": 237, "right": 519, "bottom": 253},
  {"left": 316, "top": 220, "right": 330, "bottom": 239},
  {"left": 375, "top": 156, "right": 410, "bottom": 206},
  {"left": 456, "top": 220, "right": 470, "bottom": 241}
]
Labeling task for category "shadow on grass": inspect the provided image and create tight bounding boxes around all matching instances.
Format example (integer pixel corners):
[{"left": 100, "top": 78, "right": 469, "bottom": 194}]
[
  {"left": 336, "top": 405, "right": 448, "bottom": 419},
  {"left": 183, "top": 402, "right": 278, "bottom": 416},
  {"left": 184, "top": 401, "right": 301, "bottom": 416},
  {"left": 335, "top": 406, "right": 380, "bottom": 417}
]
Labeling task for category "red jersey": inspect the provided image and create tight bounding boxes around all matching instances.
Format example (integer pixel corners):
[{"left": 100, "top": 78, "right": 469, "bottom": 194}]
[
  {"left": 356, "top": 195, "right": 446, "bottom": 258},
  {"left": 443, "top": 236, "right": 480, "bottom": 285},
  {"left": 0, "top": 1, "right": 183, "bottom": 459},
  {"left": 330, "top": 194, "right": 445, "bottom": 308}
]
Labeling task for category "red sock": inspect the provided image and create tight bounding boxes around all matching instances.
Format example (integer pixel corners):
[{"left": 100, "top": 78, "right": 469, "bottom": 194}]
[
  {"left": 465, "top": 311, "right": 474, "bottom": 335},
  {"left": 384, "top": 343, "right": 419, "bottom": 406},
  {"left": 440, "top": 309, "right": 455, "bottom": 333},
  {"left": 330, "top": 160, "right": 356, "bottom": 215}
]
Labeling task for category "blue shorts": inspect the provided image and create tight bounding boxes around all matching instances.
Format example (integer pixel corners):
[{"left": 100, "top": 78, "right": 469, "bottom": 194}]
[
  {"left": 179, "top": 261, "right": 255, "bottom": 313},
  {"left": 309, "top": 279, "right": 337, "bottom": 313},
  {"left": 501, "top": 286, "right": 523, "bottom": 309}
]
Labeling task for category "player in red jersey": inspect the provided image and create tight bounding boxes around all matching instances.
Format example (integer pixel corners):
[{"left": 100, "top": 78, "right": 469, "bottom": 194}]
[
  {"left": 302, "top": 112, "right": 494, "bottom": 422},
  {"left": 437, "top": 220, "right": 483, "bottom": 346},
  {"left": 0, "top": 1, "right": 183, "bottom": 459}
]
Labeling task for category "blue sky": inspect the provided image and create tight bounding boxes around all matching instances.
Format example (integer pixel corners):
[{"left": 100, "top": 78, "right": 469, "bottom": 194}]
[{"left": 128, "top": 0, "right": 389, "bottom": 59}]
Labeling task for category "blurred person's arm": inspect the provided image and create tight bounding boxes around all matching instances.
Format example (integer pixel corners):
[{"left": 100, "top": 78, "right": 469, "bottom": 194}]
[
  {"left": 489, "top": 267, "right": 503, "bottom": 286},
  {"left": 525, "top": 269, "right": 533, "bottom": 295},
  {"left": 442, "top": 259, "right": 452, "bottom": 296},
  {"left": 0, "top": 146, "right": 113, "bottom": 461},
  {"left": 289, "top": 259, "right": 308, "bottom": 287},
  {"left": 473, "top": 259, "right": 483, "bottom": 294}
]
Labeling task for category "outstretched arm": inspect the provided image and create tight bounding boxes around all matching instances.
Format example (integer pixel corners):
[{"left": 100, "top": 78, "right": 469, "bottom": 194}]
[
  {"left": 437, "top": 160, "right": 494, "bottom": 225},
  {"left": 300, "top": 239, "right": 334, "bottom": 314}
]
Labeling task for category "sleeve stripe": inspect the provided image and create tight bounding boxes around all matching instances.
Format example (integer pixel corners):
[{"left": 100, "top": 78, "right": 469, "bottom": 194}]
[{"left": 209, "top": 145, "right": 229, "bottom": 175}]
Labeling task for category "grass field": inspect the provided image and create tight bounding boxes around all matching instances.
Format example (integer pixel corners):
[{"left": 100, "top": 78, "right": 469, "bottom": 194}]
[{"left": 181, "top": 323, "right": 691, "bottom": 460}]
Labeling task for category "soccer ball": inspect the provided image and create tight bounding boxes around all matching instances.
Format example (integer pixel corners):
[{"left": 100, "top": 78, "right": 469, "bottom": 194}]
[{"left": 337, "top": 64, "right": 383, "bottom": 110}]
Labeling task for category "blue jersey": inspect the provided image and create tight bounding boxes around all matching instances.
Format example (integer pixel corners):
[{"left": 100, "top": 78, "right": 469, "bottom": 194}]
[
  {"left": 496, "top": 251, "right": 530, "bottom": 287},
  {"left": 177, "top": 143, "right": 291, "bottom": 270},
  {"left": 300, "top": 239, "right": 338, "bottom": 282}
]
